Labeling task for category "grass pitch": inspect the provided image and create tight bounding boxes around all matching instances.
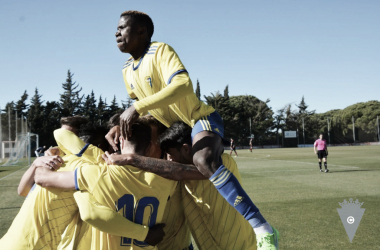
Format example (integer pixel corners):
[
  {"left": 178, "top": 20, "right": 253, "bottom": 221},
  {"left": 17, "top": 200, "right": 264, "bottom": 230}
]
[{"left": 1, "top": 147, "right": 379, "bottom": 249}]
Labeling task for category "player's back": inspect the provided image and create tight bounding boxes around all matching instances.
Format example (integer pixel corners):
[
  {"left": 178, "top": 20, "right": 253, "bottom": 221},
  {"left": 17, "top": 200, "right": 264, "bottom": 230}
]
[
  {"left": 0, "top": 154, "right": 88, "bottom": 250},
  {"left": 75, "top": 163, "right": 177, "bottom": 250},
  {"left": 182, "top": 153, "right": 256, "bottom": 250}
]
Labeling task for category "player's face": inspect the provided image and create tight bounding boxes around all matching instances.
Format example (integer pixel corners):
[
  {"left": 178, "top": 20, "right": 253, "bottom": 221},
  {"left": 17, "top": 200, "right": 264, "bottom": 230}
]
[
  {"left": 115, "top": 16, "right": 140, "bottom": 54},
  {"left": 319, "top": 134, "right": 323, "bottom": 139},
  {"left": 166, "top": 145, "right": 192, "bottom": 164}
]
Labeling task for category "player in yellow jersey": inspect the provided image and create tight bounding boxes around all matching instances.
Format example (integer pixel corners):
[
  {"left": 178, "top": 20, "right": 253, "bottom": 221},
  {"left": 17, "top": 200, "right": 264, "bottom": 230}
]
[
  {"left": 33, "top": 118, "right": 179, "bottom": 250},
  {"left": 1, "top": 119, "right": 163, "bottom": 249},
  {"left": 107, "top": 10, "right": 279, "bottom": 249},
  {"left": 104, "top": 122, "right": 262, "bottom": 249}
]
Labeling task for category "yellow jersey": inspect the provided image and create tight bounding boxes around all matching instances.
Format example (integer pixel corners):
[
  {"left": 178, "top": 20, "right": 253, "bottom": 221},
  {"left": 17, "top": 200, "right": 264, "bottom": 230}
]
[
  {"left": 182, "top": 154, "right": 256, "bottom": 250},
  {"left": 75, "top": 162, "right": 178, "bottom": 250},
  {"left": 122, "top": 42, "right": 214, "bottom": 128},
  {"left": 157, "top": 183, "right": 192, "bottom": 250}
]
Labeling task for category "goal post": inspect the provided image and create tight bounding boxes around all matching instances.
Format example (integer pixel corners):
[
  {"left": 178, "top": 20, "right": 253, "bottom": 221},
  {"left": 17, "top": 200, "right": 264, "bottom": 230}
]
[{"left": 1, "top": 132, "right": 39, "bottom": 167}]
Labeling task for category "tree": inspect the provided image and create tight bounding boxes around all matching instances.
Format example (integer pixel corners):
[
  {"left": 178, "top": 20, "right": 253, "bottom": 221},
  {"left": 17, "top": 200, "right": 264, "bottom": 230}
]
[
  {"left": 59, "top": 70, "right": 83, "bottom": 116},
  {"left": 42, "top": 101, "right": 60, "bottom": 146},
  {"left": 295, "top": 96, "right": 316, "bottom": 144},
  {"left": 195, "top": 79, "right": 201, "bottom": 100},
  {"left": 97, "top": 96, "right": 107, "bottom": 125},
  {"left": 82, "top": 91, "right": 97, "bottom": 120},
  {"left": 121, "top": 96, "right": 134, "bottom": 110},
  {"left": 15, "top": 90, "right": 29, "bottom": 119},
  {"left": 28, "top": 88, "right": 44, "bottom": 142}
]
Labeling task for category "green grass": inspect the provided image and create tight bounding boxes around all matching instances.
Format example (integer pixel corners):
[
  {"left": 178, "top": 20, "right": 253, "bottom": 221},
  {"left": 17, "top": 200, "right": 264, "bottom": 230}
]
[{"left": 1, "top": 148, "right": 379, "bottom": 249}]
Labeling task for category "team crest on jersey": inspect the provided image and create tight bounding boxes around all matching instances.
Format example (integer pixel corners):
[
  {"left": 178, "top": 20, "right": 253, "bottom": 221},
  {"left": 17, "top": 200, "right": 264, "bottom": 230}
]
[
  {"left": 145, "top": 76, "right": 152, "bottom": 88},
  {"left": 130, "top": 83, "right": 135, "bottom": 90},
  {"left": 234, "top": 196, "right": 244, "bottom": 207}
]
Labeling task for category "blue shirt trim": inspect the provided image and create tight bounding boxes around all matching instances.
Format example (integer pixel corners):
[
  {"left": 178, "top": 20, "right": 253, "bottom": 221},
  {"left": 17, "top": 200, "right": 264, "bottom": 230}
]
[
  {"left": 133, "top": 45, "right": 151, "bottom": 71},
  {"left": 76, "top": 143, "right": 90, "bottom": 157},
  {"left": 74, "top": 168, "right": 79, "bottom": 191},
  {"left": 167, "top": 69, "right": 188, "bottom": 85}
]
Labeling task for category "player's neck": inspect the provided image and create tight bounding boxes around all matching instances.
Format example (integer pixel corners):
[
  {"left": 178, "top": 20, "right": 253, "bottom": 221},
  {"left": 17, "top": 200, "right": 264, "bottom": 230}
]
[{"left": 130, "top": 40, "right": 151, "bottom": 60}]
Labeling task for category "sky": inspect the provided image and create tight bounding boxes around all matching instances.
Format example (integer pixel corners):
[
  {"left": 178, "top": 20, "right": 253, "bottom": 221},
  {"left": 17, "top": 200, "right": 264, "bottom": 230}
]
[{"left": 0, "top": 0, "right": 379, "bottom": 114}]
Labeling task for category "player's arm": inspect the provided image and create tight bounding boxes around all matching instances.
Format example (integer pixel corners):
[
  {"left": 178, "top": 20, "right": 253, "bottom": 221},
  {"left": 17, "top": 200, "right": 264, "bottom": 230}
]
[
  {"left": 18, "top": 156, "right": 63, "bottom": 196},
  {"left": 102, "top": 153, "right": 206, "bottom": 181},
  {"left": 314, "top": 142, "right": 317, "bottom": 154},
  {"left": 34, "top": 167, "right": 75, "bottom": 190}
]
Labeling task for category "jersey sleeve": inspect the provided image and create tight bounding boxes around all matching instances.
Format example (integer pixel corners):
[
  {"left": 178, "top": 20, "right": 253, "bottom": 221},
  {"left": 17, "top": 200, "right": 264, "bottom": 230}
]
[
  {"left": 75, "top": 165, "right": 103, "bottom": 192},
  {"left": 133, "top": 44, "right": 194, "bottom": 114},
  {"left": 54, "top": 128, "right": 86, "bottom": 156},
  {"left": 73, "top": 191, "right": 149, "bottom": 241}
]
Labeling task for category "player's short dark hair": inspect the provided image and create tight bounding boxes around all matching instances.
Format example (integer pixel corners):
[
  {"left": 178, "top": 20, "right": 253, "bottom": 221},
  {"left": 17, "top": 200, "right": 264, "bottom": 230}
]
[
  {"left": 120, "top": 10, "right": 154, "bottom": 39},
  {"left": 159, "top": 122, "right": 192, "bottom": 153},
  {"left": 78, "top": 122, "right": 109, "bottom": 152},
  {"left": 120, "top": 118, "right": 152, "bottom": 155},
  {"left": 139, "top": 114, "right": 167, "bottom": 137},
  {"left": 108, "top": 112, "right": 122, "bottom": 128},
  {"left": 60, "top": 116, "right": 89, "bottom": 130}
]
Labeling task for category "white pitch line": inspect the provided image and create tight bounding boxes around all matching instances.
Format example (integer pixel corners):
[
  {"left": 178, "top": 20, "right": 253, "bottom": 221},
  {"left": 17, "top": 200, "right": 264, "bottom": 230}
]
[{"left": 0, "top": 166, "right": 29, "bottom": 181}]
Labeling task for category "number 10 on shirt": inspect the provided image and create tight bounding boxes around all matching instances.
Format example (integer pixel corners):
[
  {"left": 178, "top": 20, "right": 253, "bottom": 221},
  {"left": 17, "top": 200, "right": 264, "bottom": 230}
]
[{"left": 116, "top": 194, "right": 160, "bottom": 247}]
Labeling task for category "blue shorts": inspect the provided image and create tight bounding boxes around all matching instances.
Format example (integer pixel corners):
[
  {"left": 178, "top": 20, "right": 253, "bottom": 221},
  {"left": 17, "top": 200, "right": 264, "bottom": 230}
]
[{"left": 191, "top": 111, "right": 224, "bottom": 142}]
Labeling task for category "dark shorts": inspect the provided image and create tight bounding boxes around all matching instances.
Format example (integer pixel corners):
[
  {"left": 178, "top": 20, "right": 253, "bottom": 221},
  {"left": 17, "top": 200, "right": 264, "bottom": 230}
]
[
  {"left": 317, "top": 150, "right": 327, "bottom": 159},
  {"left": 191, "top": 111, "right": 224, "bottom": 142}
]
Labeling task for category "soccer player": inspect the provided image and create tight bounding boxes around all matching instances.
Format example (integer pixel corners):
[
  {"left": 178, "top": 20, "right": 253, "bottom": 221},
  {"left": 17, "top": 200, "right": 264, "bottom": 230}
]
[
  {"left": 104, "top": 122, "right": 280, "bottom": 249},
  {"left": 314, "top": 133, "right": 329, "bottom": 173},
  {"left": 230, "top": 138, "right": 238, "bottom": 157},
  {"left": 2, "top": 119, "right": 165, "bottom": 249},
  {"left": 107, "top": 10, "right": 276, "bottom": 242},
  {"left": 249, "top": 138, "right": 253, "bottom": 152},
  {"left": 33, "top": 118, "right": 179, "bottom": 249}
]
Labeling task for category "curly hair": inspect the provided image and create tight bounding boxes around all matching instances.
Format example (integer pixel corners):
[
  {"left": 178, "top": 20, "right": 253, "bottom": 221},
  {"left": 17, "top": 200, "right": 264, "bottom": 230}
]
[{"left": 120, "top": 10, "right": 154, "bottom": 39}]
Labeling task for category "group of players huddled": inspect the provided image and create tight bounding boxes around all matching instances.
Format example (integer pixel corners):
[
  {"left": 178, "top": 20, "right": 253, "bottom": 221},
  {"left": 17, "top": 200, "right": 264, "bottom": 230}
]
[{"left": 0, "top": 11, "right": 280, "bottom": 250}]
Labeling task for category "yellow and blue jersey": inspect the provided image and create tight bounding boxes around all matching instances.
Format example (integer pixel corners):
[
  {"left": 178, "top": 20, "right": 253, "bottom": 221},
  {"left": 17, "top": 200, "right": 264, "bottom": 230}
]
[
  {"left": 75, "top": 162, "right": 178, "bottom": 250},
  {"left": 182, "top": 154, "right": 256, "bottom": 249},
  {"left": 122, "top": 42, "right": 215, "bottom": 128},
  {"left": 157, "top": 183, "right": 192, "bottom": 250}
]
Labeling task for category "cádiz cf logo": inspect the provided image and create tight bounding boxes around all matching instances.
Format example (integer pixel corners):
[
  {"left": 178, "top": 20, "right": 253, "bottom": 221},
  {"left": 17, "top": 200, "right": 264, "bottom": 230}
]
[
  {"left": 337, "top": 198, "right": 365, "bottom": 243},
  {"left": 145, "top": 77, "right": 152, "bottom": 88}
]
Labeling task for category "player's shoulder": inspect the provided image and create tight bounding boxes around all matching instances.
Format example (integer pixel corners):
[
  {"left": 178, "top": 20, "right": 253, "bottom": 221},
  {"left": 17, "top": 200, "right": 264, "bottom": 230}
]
[{"left": 122, "top": 57, "right": 134, "bottom": 70}]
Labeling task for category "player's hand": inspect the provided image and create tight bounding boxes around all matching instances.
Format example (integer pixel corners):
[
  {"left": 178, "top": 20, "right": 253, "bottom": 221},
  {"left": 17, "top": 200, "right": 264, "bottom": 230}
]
[
  {"left": 102, "top": 152, "right": 133, "bottom": 166},
  {"left": 144, "top": 223, "right": 165, "bottom": 246},
  {"left": 120, "top": 105, "right": 140, "bottom": 139},
  {"left": 33, "top": 156, "right": 63, "bottom": 171},
  {"left": 44, "top": 147, "right": 61, "bottom": 156},
  {"left": 105, "top": 125, "right": 121, "bottom": 152}
]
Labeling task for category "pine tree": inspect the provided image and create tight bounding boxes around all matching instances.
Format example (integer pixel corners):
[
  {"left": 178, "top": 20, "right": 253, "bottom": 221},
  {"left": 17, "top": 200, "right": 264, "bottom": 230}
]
[
  {"left": 97, "top": 96, "right": 107, "bottom": 125},
  {"left": 42, "top": 101, "right": 60, "bottom": 146},
  {"left": 15, "top": 90, "right": 29, "bottom": 119},
  {"left": 109, "top": 95, "right": 121, "bottom": 116},
  {"left": 82, "top": 91, "right": 97, "bottom": 120},
  {"left": 59, "top": 70, "right": 83, "bottom": 116},
  {"left": 195, "top": 79, "right": 201, "bottom": 100},
  {"left": 28, "top": 88, "right": 44, "bottom": 141}
]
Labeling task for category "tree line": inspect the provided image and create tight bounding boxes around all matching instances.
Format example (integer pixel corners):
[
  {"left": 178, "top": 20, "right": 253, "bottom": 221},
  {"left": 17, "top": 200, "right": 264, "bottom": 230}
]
[{"left": 2, "top": 70, "right": 380, "bottom": 147}]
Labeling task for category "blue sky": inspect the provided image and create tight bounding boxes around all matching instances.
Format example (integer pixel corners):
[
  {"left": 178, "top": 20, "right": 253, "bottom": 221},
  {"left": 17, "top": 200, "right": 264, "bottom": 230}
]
[{"left": 1, "top": 0, "right": 379, "bottom": 114}]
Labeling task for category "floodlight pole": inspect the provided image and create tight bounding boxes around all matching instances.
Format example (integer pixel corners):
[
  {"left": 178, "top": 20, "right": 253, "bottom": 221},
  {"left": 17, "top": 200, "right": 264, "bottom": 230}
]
[{"left": 352, "top": 116, "right": 355, "bottom": 143}]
